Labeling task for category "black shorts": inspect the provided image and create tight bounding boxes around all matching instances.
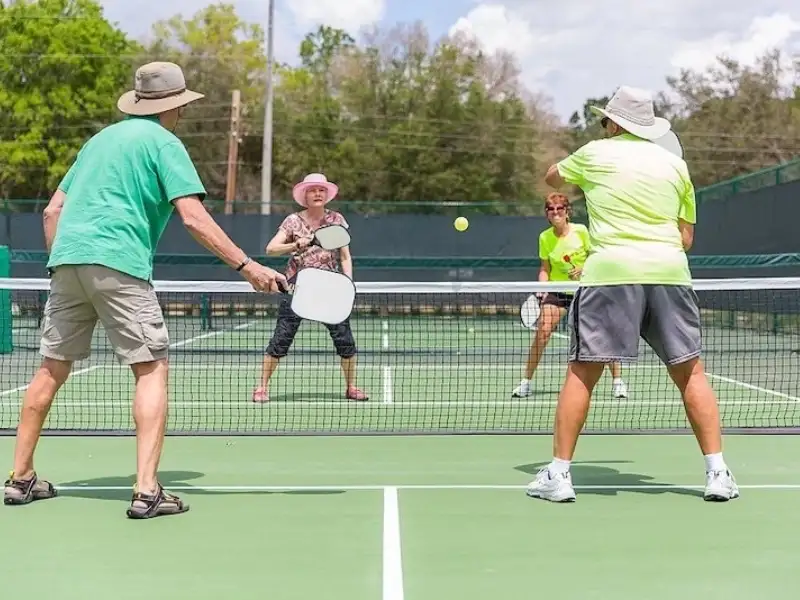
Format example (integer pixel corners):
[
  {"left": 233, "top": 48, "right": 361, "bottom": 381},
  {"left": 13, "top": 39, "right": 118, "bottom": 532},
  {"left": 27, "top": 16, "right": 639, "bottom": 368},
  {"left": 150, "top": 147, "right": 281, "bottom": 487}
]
[
  {"left": 265, "top": 296, "right": 357, "bottom": 359},
  {"left": 541, "top": 292, "right": 573, "bottom": 310}
]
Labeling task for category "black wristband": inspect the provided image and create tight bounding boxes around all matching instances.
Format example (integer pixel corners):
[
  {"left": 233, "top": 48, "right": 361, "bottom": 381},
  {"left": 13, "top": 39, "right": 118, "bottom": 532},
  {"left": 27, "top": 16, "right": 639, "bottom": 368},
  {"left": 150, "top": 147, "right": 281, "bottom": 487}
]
[{"left": 236, "top": 257, "right": 251, "bottom": 272}]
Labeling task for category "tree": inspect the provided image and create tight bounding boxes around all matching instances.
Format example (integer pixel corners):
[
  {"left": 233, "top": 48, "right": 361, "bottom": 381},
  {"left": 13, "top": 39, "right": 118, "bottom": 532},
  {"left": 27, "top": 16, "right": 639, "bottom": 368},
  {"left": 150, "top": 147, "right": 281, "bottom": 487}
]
[
  {"left": 239, "top": 22, "right": 553, "bottom": 214},
  {"left": 665, "top": 50, "right": 800, "bottom": 185},
  {"left": 142, "top": 3, "right": 267, "bottom": 203},
  {"left": 0, "top": 0, "right": 135, "bottom": 205}
]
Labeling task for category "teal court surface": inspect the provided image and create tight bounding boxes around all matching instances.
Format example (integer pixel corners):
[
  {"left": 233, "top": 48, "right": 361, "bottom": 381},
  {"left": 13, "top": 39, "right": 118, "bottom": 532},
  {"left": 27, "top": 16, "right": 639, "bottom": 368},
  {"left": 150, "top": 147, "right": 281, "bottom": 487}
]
[
  {"left": 1, "top": 435, "right": 800, "bottom": 599},
  {"left": 2, "top": 311, "right": 800, "bottom": 598}
]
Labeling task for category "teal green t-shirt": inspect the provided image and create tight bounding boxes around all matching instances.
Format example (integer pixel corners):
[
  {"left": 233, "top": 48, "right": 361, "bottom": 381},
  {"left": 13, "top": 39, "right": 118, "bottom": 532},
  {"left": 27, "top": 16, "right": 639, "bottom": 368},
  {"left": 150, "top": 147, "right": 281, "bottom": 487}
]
[
  {"left": 48, "top": 116, "right": 206, "bottom": 282},
  {"left": 557, "top": 133, "right": 695, "bottom": 286}
]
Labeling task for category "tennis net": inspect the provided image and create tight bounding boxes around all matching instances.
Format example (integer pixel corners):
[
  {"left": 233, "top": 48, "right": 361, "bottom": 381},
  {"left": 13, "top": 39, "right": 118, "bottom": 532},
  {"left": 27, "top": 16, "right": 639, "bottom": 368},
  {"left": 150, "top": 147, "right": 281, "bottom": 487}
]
[{"left": 1, "top": 277, "right": 799, "bottom": 435}]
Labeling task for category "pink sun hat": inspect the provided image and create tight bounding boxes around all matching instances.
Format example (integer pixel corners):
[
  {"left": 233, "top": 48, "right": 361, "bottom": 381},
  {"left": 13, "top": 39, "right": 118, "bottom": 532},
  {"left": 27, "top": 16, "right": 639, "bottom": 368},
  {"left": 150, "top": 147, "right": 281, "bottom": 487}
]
[{"left": 292, "top": 173, "right": 339, "bottom": 207}]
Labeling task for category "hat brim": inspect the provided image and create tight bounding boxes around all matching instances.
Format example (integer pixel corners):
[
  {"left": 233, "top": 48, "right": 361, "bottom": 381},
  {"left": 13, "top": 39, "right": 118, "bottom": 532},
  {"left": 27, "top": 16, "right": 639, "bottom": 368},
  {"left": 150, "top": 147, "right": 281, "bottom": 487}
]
[
  {"left": 117, "top": 89, "right": 205, "bottom": 116},
  {"left": 292, "top": 182, "right": 338, "bottom": 207},
  {"left": 590, "top": 106, "right": 671, "bottom": 141}
]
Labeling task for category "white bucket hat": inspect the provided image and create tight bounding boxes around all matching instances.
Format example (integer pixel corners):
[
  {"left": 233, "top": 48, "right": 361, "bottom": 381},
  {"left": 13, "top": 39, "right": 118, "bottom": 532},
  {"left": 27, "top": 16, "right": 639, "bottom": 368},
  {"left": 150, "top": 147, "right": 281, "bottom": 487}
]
[
  {"left": 117, "top": 62, "right": 204, "bottom": 116},
  {"left": 292, "top": 173, "right": 339, "bottom": 207},
  {"left": 590, "top": 86, "right": 670, "bottom": 140}
]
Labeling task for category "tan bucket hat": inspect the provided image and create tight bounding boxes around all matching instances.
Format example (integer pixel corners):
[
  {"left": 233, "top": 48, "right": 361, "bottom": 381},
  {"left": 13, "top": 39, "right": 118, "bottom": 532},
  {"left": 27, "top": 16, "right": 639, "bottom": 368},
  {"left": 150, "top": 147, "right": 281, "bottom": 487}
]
[
  {"left": 590, "top": 85, "right": 671, "bottom": 140},
  {"left": 117, "top": 62, "right": 204, "bottom": 116}
]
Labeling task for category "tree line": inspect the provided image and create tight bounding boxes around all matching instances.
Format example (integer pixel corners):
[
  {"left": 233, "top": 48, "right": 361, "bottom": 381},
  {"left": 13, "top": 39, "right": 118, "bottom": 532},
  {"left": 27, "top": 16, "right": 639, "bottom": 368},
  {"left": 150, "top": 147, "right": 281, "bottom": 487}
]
[{"left": 1, "top": 0, "right": 799, "bottom": 215}]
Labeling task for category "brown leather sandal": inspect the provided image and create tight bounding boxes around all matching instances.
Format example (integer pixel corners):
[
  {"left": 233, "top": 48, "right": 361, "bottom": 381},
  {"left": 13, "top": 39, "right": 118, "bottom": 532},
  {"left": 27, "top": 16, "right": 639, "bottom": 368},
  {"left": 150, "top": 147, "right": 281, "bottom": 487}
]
[
  {"left": 126, "top": 483, "right": 190, "bottom": 519},
  {"left": 3, "top": 472, "right": 58, "bottom": 505}
]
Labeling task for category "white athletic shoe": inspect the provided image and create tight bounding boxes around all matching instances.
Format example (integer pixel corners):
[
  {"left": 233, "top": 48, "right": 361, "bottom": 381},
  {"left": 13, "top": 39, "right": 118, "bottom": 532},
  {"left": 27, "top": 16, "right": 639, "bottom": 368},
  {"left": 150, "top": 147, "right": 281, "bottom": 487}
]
[
  {"left": 704, "top": 469, "right": 740, "bottom": 501},
  {"left": 511, "top": 380, "right": 531, "bottom": 398},
  {"left": 525, "top": 468, "right": 577, "bottom": 503},
  {"left": 612, "top": 380, "right": 628, "bottom": 398}
]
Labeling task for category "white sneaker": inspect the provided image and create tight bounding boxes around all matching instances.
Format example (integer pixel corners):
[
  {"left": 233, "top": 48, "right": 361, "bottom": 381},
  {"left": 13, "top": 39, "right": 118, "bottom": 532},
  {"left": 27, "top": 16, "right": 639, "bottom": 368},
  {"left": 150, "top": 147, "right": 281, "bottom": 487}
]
[
  {"left": 704, "top": 469, "right": 740, "bottom": 501},
  {"left": 525, "top": 468, "right": 576, "bottom": 502},
  {"left": 612, "top": 380, "right": 628, "bottom": 398},
  {"left": 512, "top": 380, "right": 531, "bottom": 398}
]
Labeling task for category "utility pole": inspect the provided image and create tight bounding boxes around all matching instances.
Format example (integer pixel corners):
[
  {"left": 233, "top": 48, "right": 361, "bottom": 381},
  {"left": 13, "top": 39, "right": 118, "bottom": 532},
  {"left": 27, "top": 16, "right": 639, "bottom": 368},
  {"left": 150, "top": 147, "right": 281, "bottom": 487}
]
[
  {"left": 224, "top": 89, "right": 241, "bottom": 214},
  {"left": 260, "top": 0, "right": 275, "bottom": 215}
]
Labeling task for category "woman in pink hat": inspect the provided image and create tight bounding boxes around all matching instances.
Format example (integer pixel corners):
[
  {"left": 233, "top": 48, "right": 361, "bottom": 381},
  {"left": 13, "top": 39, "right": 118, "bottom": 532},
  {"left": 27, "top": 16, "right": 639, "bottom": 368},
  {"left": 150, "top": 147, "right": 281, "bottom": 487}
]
[{"left": 253, "top": 173, "right": 369, "bottom": 402}]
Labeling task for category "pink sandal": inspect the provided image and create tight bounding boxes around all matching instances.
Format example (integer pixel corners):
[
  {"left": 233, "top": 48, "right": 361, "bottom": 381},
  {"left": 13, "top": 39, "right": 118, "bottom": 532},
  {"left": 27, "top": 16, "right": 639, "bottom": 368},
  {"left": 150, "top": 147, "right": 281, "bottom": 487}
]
[
  {"left": 346, "top": 386, "right": 369, "bottom": 401},
  {"left": 252, "top": 387, "right": 269, "bottom": 403}
]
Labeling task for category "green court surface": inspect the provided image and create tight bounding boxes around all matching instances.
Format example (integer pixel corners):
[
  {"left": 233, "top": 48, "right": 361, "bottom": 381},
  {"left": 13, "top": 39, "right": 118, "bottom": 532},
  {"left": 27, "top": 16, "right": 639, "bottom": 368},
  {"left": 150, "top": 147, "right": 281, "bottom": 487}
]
[{"left": 1, "top": 435, "right": 799, "bottom": 599}]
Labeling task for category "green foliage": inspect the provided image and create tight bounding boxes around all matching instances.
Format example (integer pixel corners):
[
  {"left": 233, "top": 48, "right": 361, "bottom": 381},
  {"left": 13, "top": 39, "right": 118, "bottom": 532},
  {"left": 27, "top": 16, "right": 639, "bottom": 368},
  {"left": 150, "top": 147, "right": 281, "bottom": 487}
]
[
  {"left": 0, "top": 0, "right": 135, "bottom": 203},
  {"left": 1, "top": 2, "right": 799, "bottom": 213}
]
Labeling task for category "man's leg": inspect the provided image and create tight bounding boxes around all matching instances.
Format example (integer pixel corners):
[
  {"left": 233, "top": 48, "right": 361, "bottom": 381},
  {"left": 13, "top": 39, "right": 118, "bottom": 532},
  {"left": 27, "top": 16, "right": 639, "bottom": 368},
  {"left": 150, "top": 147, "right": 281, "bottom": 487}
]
[
  {"left": 5, "top": 266, "right": 96, "bottom": 506},
  {"left": 553, "top": 362, "right": 606, "bottom": 461},
  {"left": 11, "top": 358, "right": 73, "bottom": 480},
  {"left": 642, "top": 285, "right": 738, "bottom": 501},
  {"left": 4, "top": 359, "right": 73, "bottom": 505},
  {"left": 527, "top": 286, "right": 643, "bottom": 503},
  {"left": 130, "top": 359, "right": 169, "bottom": 495},
  {"left": 82, "top": 266, "right": 188, "bottom": 518}
]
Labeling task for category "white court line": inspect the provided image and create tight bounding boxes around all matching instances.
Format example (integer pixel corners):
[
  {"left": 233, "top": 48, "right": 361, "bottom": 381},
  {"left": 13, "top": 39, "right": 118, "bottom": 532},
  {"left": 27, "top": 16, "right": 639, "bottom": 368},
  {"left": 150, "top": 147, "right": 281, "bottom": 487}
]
[
  {"left": 12, "top": 399, "right": 799, "bottom": 408},
  {"left": 382, "top": 320, "right": 393, "bottom": 405},
  {"left": 0, "top": 322, "right": 256, "bottom": 400},
  {"left": 0, "top": 365, "right": 103, "bottom": 398},
  {"left": 382, "top": 367, "right": 393, "bottom": 405},
  {"left": 51, "top": 483, "right": 800, "bottom": 492},
  {"left": 707, "top": 373, "right": 800, "bottom": 403},
  {"left": 383, "top": 487, "right": 404, "bottom": 600}
]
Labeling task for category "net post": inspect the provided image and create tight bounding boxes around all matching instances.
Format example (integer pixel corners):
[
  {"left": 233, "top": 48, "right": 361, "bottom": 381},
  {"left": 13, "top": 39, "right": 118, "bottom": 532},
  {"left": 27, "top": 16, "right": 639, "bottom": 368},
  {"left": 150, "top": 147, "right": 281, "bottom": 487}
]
[
  {"left": 0, "top": 245, "right": 11, "bottom": 353},
  {"left": 200, "top": 293, "right": 212, "bottom": 331}
]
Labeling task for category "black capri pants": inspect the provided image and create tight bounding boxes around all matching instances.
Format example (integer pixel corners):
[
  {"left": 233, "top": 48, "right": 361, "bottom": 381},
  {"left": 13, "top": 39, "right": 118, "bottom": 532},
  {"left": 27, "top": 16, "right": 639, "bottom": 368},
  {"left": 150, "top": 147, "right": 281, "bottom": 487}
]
[{"left": 265, "top": 295, "right": 358, "bottom": 359}]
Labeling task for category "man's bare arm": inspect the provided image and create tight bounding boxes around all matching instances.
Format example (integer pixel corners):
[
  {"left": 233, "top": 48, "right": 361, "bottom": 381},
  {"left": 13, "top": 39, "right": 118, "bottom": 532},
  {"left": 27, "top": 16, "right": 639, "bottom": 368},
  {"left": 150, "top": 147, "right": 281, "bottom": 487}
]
[
  {"left": 173, "top": 196, "right": 286, "bottom": 292},
  {"left": 43, "top": 189, "right": 67, "bottom": 253},
  {"left": 678, "top": 219, "right": 694, "bottom": 252},
  {"left": 544, "top": 164, "right": 565, "bottom": 189}
]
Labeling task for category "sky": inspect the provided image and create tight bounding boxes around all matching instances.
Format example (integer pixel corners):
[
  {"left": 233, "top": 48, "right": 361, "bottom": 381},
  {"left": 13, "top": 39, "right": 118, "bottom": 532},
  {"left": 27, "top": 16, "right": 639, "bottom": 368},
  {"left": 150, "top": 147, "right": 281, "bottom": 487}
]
[{"left": 98, "top": 0, "right": 800, "bottom": 124}]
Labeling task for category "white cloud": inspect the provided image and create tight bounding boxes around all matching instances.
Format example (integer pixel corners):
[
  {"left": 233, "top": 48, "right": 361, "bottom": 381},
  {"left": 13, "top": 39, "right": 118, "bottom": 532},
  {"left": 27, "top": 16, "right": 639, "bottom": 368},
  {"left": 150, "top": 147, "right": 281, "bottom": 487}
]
[
  {"left": 288, "top": 0, "right": 386, "bottom": 30},
  {"left": 449, "top": 1, "right": 800, "bottom": 122},
  {"left": 671, "top": 13, "right": 800, "bottom": 72},
  {"left": 449, "top": 5, "right": 536, "bottom": 58}
]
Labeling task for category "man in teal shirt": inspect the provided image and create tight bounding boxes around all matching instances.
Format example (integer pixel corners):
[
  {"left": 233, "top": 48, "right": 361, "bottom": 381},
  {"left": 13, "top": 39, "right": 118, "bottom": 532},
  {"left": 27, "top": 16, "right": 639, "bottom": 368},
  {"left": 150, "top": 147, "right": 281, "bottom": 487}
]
[
  {"left": 4, "top": 62, "right": 286, "bottom": 519},
  {"left": 525, "top": 86, "right": 738, "bottom": 504}
]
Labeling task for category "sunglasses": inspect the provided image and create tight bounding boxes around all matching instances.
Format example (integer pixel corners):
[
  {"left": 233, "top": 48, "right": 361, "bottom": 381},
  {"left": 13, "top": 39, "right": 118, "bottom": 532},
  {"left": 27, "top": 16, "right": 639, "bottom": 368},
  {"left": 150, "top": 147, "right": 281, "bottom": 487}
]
[{"left": 545, "top": 205, "right": 566, "bottom": 213}]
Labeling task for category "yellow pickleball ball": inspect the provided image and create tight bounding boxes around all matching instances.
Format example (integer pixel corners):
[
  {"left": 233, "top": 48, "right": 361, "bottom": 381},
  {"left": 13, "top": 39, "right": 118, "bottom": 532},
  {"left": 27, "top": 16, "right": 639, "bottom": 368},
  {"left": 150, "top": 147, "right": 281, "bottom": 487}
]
[{"left": 454, "top": 216, "right": 469, "bottom": 232}]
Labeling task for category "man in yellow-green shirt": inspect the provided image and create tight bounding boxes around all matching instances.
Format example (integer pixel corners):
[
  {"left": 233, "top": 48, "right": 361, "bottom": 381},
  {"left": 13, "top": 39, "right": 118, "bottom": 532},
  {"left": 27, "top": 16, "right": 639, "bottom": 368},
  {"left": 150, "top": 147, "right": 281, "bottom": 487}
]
[{"left": 525, "top": 86, "right": 738, "bottom": 505}]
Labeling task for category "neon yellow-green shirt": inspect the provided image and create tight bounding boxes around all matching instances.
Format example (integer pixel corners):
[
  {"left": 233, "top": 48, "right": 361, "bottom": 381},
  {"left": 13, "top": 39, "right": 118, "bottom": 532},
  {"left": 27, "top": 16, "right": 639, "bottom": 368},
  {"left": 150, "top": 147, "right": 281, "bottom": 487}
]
[
  {"left": 556, "top": 133, "right": 696, "bottom": 286},
  {"left": 538, "top": 223, "right": 591, "bottom": 283}
]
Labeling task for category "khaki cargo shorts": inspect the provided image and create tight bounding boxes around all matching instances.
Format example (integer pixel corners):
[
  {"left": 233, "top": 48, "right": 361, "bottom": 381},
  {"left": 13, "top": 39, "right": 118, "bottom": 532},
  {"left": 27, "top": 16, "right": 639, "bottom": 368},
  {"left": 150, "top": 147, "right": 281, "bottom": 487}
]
[{"left": 40, "top": 265, "right": 170, "bottom": 365}]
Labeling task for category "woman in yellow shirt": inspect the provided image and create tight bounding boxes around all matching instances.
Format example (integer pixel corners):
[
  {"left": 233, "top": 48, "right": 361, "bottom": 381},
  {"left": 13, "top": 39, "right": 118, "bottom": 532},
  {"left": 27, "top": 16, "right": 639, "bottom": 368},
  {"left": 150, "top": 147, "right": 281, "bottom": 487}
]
[{"left": 512, "top": 192, "right": 628, "bottom": 398}]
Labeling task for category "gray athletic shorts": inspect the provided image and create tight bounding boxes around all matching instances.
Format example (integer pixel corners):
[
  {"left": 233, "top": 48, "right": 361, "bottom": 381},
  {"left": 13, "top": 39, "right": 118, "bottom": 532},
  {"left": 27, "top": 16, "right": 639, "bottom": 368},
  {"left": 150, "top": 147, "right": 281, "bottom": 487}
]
[{"left": 567, "top": 284, "right": 702, "bottom": 366}]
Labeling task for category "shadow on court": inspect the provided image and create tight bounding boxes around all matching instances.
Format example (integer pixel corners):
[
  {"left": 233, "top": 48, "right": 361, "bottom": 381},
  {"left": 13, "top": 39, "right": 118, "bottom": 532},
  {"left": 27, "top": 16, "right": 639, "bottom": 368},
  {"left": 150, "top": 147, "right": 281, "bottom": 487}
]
[
  {"left": 57, "top": 470, "right": 346, "bottom": 501},
  {"left": 514, "top": 460, "right": 704, "bottom": 499}
]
